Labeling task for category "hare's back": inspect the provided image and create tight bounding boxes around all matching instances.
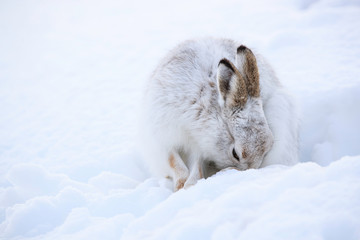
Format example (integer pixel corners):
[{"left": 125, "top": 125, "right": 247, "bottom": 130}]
[
  {"left": 154, "top": 39, "right": 237, "bottom": 83},
  {"left": 144, "top": 39, "right": 237, "bottom": 135},
  {"left": 148, "top": 39, "right": 237, "bottom": 108}
]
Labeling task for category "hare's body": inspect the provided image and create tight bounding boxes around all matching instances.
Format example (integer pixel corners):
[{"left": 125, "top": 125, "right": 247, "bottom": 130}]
[{"left": 141, "top": 38, "right": 299, "bottom": 190}]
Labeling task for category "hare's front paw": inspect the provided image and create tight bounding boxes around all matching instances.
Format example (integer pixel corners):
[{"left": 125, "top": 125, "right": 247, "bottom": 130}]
[
  {"left": 174, "top": 177, "right": 187, "bottom": 191},
  {"left": 183, "top": 180, "right": 196, "bottom": 189},
  {"left": 169, "top": 152, "right": 189, "bottom": 191},
  {"left": 183, "top": 163, "right": 203, "bottom": 189}
]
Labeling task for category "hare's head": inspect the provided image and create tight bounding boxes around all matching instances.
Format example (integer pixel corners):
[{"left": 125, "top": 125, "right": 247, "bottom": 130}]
[{"left": 216, "top": 46, "right": 274, "bottom": 170}]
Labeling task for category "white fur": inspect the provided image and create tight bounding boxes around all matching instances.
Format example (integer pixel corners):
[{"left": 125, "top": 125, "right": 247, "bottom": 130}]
[{"left": 140, "top": 38, "right": 299, "bottom": 190}]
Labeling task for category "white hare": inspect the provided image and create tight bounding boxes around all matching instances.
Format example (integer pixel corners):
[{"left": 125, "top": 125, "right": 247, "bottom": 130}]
[{"left": 141, "top": 38, "right": 299, "bottom": 191}]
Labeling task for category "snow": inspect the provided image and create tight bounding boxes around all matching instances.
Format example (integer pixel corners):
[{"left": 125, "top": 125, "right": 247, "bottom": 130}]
[{"left": 0, "top": 0, "right": 359, "bottom": 239}]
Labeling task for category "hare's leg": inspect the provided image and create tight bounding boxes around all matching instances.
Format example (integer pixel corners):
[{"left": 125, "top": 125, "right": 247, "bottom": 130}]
[
  {"left": 168, "top": 151, "right": 189, "bottom": 191},
  {"left": 184, "top": 159, "right": 203, "bottom": 189}
]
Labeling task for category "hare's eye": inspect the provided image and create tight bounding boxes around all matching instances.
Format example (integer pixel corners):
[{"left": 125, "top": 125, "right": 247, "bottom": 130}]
[{"left": 232, "top": 148, "right": 240, "bottom": 161}]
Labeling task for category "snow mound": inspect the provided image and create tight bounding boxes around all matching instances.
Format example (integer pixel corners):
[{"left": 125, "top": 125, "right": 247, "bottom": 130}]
[
  {"left": 122, "top": 157, "right": 360, "bottom": 240},
  {"left": 1, "top": 157, "right": 359, "bottom": 239}
]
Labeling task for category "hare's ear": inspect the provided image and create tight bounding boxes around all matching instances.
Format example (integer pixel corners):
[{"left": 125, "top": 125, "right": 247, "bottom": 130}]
[
  {"left": 217, "top": 58, "right": 247, "bottom": 108},
  {"left": 236, "top": 45, "right": 260, "bottom": 97}
]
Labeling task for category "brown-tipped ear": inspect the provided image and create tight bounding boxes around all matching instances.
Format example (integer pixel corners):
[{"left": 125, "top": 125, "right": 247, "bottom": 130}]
[
  {"left": 236, "top": 45, "right": 260, "bottom": 97},
  {"left": 217, "top": 58, "right": 247, "bottom": 108}
]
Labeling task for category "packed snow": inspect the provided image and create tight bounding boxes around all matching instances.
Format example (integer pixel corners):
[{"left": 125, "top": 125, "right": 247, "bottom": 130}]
[{"left": 1, "top": 0, "right": 360, "bottom": 239}]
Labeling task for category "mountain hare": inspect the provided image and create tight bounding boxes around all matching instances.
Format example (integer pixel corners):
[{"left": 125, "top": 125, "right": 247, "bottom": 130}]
[{"left": 141, "top": 38, "right": 299, "bottom": 191}]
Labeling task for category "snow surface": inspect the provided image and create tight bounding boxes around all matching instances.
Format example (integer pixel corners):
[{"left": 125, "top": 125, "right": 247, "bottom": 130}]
[{"left": 1, "top": 0, "right": 360, "bottom": 239}]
